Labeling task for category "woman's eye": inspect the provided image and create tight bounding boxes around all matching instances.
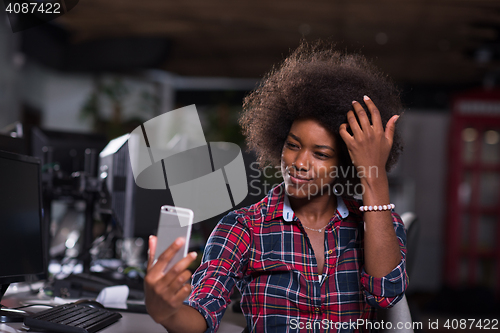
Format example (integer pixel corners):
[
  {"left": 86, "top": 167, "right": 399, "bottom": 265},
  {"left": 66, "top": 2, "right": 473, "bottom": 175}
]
[
  {"left": 316, "top": 152, "right": 329, "bottom": 158},
  {"left": 286, "top": 142, "right": 298, "bottom": 149}
]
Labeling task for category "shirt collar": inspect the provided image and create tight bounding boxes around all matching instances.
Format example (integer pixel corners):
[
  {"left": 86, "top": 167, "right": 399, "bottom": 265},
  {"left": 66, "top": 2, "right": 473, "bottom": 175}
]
[
  {"left": 282, "top": 188, "right": 349, "bottom": 221},
  {"left": 283, "top": 194, "right": 294, "bottom": 221}
]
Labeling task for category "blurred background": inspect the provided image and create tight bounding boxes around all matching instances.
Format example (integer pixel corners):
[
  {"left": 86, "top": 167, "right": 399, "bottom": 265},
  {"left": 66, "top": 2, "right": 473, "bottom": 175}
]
[{"left": 1, "top": 0, "right": 500, "bottom": 330}]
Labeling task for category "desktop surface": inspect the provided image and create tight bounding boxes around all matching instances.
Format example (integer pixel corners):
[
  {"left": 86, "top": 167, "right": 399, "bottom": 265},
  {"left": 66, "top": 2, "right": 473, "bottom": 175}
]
[
  {"left": 2, "top": 310, "right": 170, "bottom": 333},
  {"left": 1, "top": 287, "right": 246, "bottom": 333},
  {"left": 3, "top": 309, "right": 246, "bottom": 333}
]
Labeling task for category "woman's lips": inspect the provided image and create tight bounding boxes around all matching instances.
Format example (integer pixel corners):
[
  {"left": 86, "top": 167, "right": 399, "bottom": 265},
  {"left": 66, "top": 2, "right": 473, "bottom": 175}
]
[{"left": 289, "top": 175, "right": 312, "bottom": 184}]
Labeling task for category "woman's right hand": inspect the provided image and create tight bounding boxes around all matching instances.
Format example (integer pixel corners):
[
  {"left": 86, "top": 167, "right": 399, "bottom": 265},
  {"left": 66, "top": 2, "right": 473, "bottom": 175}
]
[{"left": 144, "top": 236, "right": 198, "bottom": 326}]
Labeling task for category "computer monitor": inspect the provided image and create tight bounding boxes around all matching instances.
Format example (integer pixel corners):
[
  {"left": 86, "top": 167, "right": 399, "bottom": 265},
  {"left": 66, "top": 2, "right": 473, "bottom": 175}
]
[
  {"left": 31, "top": 127, "right": 107, "bottom": 177},
  {"left": 0, "top": 150, "right": 46, "bottom": 322},
  {"left": 31, "top": 128, "right": 107, "bottom": 267},
  {"left": 99, "top": 134, "right": 171, "bottom": 240},
  {"left": 98, "top": 134, "right": 264, "bottom": 245},
  {"left": 0, "top": 133, "right": 27, "bottom": 155}
]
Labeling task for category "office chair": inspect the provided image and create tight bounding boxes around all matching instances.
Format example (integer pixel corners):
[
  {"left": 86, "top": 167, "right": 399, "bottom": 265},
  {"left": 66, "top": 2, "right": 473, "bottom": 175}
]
[{"left": 377, "top": 211, "right": 418, "bottom": 333}]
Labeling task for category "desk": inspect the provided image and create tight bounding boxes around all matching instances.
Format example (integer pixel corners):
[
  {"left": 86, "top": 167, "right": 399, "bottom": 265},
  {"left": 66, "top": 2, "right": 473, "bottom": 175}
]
[
  {"left": 2, "top": 312, "right": 246, "bottom": 333},
  {"left": 1, "top": 293, "right": 246, "bottom": 333}
]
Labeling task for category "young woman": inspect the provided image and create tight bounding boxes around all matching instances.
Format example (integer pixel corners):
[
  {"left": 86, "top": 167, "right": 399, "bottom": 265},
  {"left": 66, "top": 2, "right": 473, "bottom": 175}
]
[{"left": 144, "top": 42, "right": 408, "bottom": 333}]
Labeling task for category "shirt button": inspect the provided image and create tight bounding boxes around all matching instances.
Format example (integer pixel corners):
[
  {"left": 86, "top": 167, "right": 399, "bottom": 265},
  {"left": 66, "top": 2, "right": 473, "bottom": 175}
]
[
  {"left": 327, "top": 250, "right": 333, "bottom": 255},
  {"left": 314, "top": 307, "right": 320, "bottom": 312}
]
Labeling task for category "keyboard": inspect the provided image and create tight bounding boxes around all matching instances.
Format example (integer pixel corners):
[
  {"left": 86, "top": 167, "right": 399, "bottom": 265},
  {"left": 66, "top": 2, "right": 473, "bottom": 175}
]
[{"left": 24, "top": 303, "right": 122, "bottom": 333}]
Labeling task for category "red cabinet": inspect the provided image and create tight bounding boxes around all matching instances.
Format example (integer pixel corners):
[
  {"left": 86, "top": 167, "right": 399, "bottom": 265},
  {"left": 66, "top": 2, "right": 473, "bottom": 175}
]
[{"left": 446, "top": 88, "right": 500, "bottom": 292}]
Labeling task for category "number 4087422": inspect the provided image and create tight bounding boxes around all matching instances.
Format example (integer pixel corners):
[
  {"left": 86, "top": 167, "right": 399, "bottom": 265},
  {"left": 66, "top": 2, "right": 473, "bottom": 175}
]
[
  {"left": 443, "top": 319, "right": 498, "bottom": 330},
  {"left": 5, "top": 2, "right": 61, "bottom": 14}
]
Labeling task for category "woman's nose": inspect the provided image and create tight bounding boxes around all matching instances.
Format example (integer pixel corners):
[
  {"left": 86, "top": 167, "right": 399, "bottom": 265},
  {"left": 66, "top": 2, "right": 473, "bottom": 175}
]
[{"left": 293, "top": 151, "right": 310, "bottom": 171}]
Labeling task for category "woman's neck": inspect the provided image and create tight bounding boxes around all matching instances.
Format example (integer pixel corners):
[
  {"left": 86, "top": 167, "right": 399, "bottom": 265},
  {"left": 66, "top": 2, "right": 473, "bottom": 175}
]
[{"left": 288, "top": 193, "right": 337, "bottom": 225}]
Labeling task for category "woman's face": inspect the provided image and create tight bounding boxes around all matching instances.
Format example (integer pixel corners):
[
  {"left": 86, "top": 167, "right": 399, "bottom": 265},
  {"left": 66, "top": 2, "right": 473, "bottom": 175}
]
[{"left": 281, "top": 118, "right": 339, "bottom": 199}]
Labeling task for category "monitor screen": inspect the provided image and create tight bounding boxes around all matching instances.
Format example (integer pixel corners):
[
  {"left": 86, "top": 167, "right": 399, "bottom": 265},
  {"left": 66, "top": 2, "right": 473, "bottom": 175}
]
[
  {"left": 31, "top": 127, "right": 107, "bottom": 176},
  {"left": 99, "top": 137, "right": 171, "bottom": 240},
  {"left": 0, "top": 150, "right": 45, "bottom": 285}
]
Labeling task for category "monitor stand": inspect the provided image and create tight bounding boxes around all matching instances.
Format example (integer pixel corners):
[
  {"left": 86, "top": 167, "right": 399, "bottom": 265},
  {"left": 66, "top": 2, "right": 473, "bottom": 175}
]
[{"left": 0, "top": 284, "right": 30, "bottom": 323}]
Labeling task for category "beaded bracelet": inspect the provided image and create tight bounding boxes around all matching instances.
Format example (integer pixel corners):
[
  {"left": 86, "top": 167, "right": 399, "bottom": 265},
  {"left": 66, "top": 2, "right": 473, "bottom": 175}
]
[{"left": 359, "top": 203, "right": 395, "bottom": 212}]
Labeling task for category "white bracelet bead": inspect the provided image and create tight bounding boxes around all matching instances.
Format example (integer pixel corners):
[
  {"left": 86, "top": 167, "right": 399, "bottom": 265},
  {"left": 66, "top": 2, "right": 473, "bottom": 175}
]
[{"left": 359, "top": 203, "right": 395, "bottom": 212}]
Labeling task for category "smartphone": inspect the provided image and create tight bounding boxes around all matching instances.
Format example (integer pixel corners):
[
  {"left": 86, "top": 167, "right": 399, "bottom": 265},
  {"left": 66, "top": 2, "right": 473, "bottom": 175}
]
[{"left": 153, "top": 205, "right": 193, "bottom": 273}]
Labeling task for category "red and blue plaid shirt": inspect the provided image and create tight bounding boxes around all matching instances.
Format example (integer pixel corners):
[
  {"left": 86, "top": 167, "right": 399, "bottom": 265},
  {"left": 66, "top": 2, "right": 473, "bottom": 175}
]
[{"left": 186, "top": 183, "right": 408, "bottom": 332}]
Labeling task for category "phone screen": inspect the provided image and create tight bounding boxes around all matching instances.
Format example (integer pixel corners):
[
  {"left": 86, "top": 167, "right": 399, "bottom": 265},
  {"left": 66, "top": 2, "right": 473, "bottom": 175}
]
[{"left": 153, "top": 206, "right": 193, "bottom": 273}]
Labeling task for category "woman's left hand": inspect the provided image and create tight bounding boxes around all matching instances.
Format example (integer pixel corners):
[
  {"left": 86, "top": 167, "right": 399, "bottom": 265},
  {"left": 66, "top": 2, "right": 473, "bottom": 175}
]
[{"left": 339, "top": 95, "right": 399, "bottom": 177}]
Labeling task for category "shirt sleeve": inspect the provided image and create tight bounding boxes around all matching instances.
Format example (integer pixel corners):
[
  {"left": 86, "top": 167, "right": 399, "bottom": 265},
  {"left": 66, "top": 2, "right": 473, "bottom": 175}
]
[
  {"left": 184, "top": 212, "right": 251, "bottom": 333},
  {"left": 359, "top": 211, "right": 409, "bottom": 309}
]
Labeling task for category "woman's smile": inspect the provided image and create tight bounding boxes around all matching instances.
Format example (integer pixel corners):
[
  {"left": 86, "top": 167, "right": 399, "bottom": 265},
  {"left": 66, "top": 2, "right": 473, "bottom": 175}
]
[
  {"left": 287, "top": 166, "right": 313, "bottom": 184},
  {"left": 289, "top": 174, "right": 312, "bottom": 184}
]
